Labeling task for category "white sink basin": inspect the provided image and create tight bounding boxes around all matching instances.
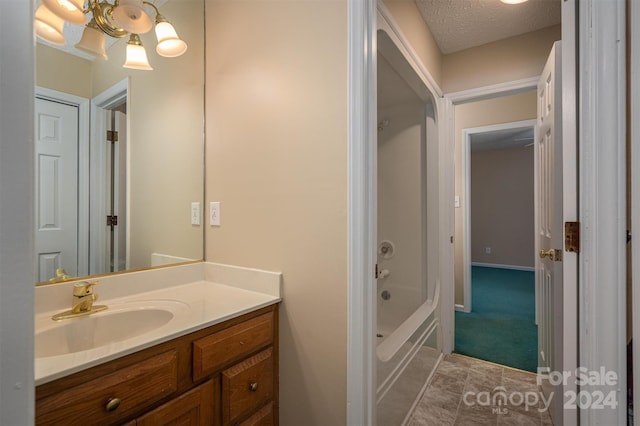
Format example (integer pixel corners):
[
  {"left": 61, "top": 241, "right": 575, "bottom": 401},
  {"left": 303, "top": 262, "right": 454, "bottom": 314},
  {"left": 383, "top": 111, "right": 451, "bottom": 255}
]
[{"left": 35, "top": 301, "right": 187, "bottom": 358}]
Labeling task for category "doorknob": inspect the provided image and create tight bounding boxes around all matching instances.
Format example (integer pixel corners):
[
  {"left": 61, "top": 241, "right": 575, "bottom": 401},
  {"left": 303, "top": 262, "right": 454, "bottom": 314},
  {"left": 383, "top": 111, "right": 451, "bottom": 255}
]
[{"left": 539, "top": 248, "right": 562, "bottom": 261}]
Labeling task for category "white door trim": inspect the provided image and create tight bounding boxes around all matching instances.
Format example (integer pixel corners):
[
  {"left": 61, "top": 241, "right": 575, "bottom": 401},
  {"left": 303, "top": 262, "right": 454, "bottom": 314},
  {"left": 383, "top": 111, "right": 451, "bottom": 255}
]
[
  {"left": 0, "top": 1, "right": 35, "bottom": 423},
  {"left": 631, "top": 0, "right": 640, "bottom": 424},
  {"left": 445, "top": 77, "right": 539, "bottom": 105},
  {"left": 346, "top": 0, "right": 376, "bottom": 423},
  {"left": 90, "top": 79, "right": 129, "bottom": 275},
  {"left": 35, "top": 87, "right": 90, "bottom": 277},
  {"left": 578, "top": 0, "right": 627, "bottom": 424},
  {"left": 460, "top": 119, "right": 537, "bottom": 314}
]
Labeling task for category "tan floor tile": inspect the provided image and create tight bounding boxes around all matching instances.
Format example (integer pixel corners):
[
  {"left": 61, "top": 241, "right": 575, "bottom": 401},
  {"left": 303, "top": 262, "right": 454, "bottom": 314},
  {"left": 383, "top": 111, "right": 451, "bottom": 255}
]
[
  {"left": 468, "top": 369, "right": 503, "bottom": 389},
  {"left": 430, "top": 372, "right": 466, "bottom": 395},
  {"left": 438, "top": 360, "right": 470, "bottom": 382},
  {"left": 497, "top": 409, "right": 541, "bottom": 426},
  {"left": 455, "top": 404, "right": 499, "bottom": 426},
  {"left": 420, "top": 386, "right": 461, "bottom": 412},
  {"left": 409, "top": 404, "right": 457, "bottom": 426},
  {"left": 502, "top": 367, "right": 539, "bottom": 385},
  {"left": 470, "top": 359, "right": 504, "bottom": 378}
]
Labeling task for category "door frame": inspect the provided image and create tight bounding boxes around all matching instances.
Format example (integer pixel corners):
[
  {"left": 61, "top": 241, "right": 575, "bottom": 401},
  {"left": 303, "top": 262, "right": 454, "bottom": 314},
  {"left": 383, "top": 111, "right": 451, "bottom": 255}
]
[
  {"left": 346, "top": 0, "right": 629, "bottom": 424},
  {"left": 459, "top": 119, "right": 537, "bottom": 314},
  {"left": 578, "top": 0, "right": 627, "bottom": 424},
  {"left": 632, "top": 0, "right": 640, "bottom": 424},
  {"left": 90, "top": 78, "right": 129, "bottom": 274},
  {"left": 35, "top": 87, "right": 90, "bottom": 277}
]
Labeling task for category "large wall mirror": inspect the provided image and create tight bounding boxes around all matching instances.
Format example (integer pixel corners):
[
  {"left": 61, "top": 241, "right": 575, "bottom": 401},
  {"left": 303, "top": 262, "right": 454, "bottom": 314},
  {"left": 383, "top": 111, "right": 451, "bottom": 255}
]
[{"left": 34, "top": 0, "right": 204, "bottom": 285}]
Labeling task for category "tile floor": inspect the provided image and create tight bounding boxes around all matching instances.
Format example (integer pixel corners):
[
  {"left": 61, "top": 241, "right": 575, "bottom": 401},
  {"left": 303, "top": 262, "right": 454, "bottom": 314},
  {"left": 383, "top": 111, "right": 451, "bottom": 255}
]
[{"left": 408, "top": 354, "right": 554, "bottom": 426}]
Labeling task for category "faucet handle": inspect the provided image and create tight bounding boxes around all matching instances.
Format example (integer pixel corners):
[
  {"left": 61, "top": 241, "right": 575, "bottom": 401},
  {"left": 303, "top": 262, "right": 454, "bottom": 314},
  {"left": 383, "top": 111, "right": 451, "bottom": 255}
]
[{"left": 73, "top": 281, "right": 99, "bottom": 297}]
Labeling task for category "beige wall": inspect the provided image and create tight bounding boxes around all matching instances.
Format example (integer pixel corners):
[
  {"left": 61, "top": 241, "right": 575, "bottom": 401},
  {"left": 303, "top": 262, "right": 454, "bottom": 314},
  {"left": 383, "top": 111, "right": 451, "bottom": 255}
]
[
  {"left": 205, "top": 1, "right": 348, "bottom": 425},
  {"left": 382, "top": 0, "right": 442, "bottom": 87},
  {"left": 36, "top": 44, "right": 93, "bottom": 98},
  {"left": 470, "top": 146, "right": 534, "bottom": 268},
  {"left": 91, "top": 0, "right": 205, "bottom": 269},
  {"left": 454, "top": 92, "right": 536, "bottom": 305},
  {"left": 442, "top": 25, "right": 560, "bottom": 93}
]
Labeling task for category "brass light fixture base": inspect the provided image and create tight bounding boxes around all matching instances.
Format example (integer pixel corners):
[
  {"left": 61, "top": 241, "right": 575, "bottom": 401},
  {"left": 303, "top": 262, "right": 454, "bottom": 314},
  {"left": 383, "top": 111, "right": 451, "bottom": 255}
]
[{"left": 91, "top": 1, "right": 127, "bottom": 38}]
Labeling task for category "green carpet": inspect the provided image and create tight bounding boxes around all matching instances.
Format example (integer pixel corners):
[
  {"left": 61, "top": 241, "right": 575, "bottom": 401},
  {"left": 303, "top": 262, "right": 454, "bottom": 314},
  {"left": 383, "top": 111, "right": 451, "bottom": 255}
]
[{"left": 455, "top": 266, "right": 538, "bottom": 372}]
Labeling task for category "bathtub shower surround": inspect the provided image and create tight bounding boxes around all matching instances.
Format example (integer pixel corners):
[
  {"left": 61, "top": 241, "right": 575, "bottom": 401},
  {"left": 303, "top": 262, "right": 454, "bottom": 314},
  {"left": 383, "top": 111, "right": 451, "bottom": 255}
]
[{"left": 376, "top": 25, "right": 442, "bottom": 424}]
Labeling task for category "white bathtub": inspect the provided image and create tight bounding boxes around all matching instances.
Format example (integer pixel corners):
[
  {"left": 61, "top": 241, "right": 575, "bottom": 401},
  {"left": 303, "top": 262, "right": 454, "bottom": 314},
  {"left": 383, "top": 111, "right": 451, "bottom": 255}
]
[{"left": 376, "top": 283, "right": 441, "bottom": 425}]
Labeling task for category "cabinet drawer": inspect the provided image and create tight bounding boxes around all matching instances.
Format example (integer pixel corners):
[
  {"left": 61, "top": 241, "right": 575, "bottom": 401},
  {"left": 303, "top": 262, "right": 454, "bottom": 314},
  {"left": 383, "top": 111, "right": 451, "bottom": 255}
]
[
  {"left": 36, "top": 350, "right": 178, "bottom": 426},
  {"left": 193, "top": 312, "right": 273, "bottom": 381},
  {"left": 136, "top": 380, "right": 215, "bottom": 426},
  {"left": 222, "top": 348, "right": 274, "bottom": 425},
  {"left": 238, "top": 402, "right": 274, "bottom": 426}
]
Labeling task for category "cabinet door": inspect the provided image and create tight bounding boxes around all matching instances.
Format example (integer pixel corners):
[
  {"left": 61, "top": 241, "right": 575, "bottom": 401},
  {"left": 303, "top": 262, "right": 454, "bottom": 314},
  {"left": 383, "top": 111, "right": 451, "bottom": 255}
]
[
  {"left": 222, "top": 348, "right": 274, "bottom": 425},
  {"left": 136, "top": 380, "right": 216, "bottom": 426}
]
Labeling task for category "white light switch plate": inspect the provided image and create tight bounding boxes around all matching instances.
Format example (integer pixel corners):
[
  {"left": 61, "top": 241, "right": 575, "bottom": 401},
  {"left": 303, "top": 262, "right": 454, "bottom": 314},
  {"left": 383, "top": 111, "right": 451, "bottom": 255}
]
[
  {"left": 191, "top": 202, "right": 200, "bottom": 225},
  {"left": 210, "top": 202, "right": 221, "bottom": 226}
]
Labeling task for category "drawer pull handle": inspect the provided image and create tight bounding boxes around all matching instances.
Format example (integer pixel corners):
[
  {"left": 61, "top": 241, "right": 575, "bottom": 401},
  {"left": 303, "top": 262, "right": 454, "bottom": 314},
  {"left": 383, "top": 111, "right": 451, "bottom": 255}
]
[
  {"left": 105, "top": 397, "right": 121, "bottom": 412},
  {"left": 249, "top": 382, "right": 259, "bottom": 392}
]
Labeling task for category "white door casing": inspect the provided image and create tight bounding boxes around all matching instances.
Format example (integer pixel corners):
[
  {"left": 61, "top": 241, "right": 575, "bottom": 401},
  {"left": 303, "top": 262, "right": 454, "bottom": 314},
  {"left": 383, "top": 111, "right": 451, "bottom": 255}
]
[
  {"left": 90, "top": 79, "right": 128, "bottom": 275},
  {"left": 34, "top": 97, "right": 79, "bottom": 282},
  {"left": 535, "top": 41, "right": 565, "bottom": 424}
]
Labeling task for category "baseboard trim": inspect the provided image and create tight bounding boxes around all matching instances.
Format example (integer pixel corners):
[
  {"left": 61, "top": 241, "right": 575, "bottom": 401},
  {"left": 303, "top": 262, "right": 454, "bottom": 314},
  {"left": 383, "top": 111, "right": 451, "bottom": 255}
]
[
  {"left": 454, "top": 304, "right": 466, "bottom": 312},
  {"left": 471, "top": 262, "right": 535, "bottom": 272}
]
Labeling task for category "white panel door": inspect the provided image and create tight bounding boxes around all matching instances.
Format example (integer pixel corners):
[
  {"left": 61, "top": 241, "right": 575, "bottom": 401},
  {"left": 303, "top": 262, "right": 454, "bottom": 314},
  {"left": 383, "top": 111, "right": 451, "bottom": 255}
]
[
  {"left": 536, "top": 42, "right": 564, "bottom": 422},
  {"left": 35, "top": 97, "right": 79, "bottom": 282}
]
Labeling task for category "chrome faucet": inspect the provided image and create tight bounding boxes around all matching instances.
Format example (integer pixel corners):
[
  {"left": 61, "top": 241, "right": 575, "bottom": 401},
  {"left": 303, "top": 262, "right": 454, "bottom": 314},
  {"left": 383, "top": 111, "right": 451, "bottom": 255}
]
[{"left": 51, "top": 281, "right": 108, "bottom": 320}]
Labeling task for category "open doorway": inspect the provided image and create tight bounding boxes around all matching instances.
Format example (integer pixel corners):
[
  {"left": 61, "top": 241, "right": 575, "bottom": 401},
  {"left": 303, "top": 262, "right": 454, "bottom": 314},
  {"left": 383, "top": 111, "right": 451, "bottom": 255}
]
[
  {"left": 90, "top": 79, "right": 129, "bottom": 275},
  {"left": 456, "top": 119, "right": 537, "bottom": 372}
]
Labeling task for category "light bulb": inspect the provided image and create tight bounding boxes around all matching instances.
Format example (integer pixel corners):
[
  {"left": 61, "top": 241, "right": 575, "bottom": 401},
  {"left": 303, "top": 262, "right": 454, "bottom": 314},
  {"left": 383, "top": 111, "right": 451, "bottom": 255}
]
[
  {"left": 155, "top": 21, "right": 187, "bottom": 57},
  {"left": 123, "top": 34, "right": 153, "bottom": 70},
  {"left": 34, "top": 4, "right": 66, "bottom": 45},
  {"left": 41, "top": 0, "right": 86, "bottom": 25}
]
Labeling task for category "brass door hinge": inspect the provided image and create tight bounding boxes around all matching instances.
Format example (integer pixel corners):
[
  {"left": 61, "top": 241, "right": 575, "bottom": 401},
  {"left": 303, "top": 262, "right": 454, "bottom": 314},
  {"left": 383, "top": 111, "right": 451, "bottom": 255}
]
[
  {"left": 106, "top": 130, "right": 119, "bottom": 142},
  {"left": 107, "top": 215, "right": 118, "bottom": 226},
  {"left": 375, "top": 263, "right": 379, "bottom": 279},
  {"left": 564, "top": 222, "right": 580, "bottom": 253}
]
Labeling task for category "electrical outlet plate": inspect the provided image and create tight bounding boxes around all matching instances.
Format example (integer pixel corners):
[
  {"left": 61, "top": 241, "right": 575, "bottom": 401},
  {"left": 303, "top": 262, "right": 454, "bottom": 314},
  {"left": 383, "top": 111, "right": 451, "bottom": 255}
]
[
  {"left": 191, "top": 202, "right": 200, "bottom": 225},
  {"left": 210, "top": 202, "right": 221, "bottom": 226}
]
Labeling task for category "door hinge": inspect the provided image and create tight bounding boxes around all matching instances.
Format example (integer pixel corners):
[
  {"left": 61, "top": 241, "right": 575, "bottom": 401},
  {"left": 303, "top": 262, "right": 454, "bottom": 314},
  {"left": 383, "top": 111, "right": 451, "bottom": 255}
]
[
  {"left": 106, "top": 130, "right": 119, "bottom": 142},
  {"left": 107, "top": 215, "right": 118, "bottom": 226},
  {"left": 375, "top": 263, "right": 379, "bottom": 279},
  {"left": 564, "top": 221, "right": 580, "bottom": 253}
]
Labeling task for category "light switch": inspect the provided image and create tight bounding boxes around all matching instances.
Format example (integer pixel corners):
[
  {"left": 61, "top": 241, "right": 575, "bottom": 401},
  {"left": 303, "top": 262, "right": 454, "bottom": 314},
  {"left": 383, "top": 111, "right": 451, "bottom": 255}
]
[
  {"left": 454, "top": 195, "right": 460, "bottom": 208},
  {"left": 210, "top": 202, "right": 221, "bottom": 226},
  {"left": 191, "top": 202, "right": 200, "bottom": 225}
]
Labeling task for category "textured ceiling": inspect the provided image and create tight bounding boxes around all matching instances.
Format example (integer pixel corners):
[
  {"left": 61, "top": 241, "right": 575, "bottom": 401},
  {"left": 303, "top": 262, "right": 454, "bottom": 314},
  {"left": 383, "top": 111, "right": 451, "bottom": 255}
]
[
  {"left": 416, "top": 0, "right": 561, "bottom": 54},
  {"left": 470, "top": 127, "right": 534, "bottom": 152}
]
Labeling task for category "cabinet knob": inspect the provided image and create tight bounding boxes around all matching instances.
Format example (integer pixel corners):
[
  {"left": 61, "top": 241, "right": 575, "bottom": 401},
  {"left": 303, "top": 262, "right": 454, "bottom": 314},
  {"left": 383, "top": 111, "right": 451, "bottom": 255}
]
[
  {"left": 249, "top": 382, "right": 259, "bottom": 392},
  {"left": 105, "top": 397, "right": 121, "bottom": 412}
]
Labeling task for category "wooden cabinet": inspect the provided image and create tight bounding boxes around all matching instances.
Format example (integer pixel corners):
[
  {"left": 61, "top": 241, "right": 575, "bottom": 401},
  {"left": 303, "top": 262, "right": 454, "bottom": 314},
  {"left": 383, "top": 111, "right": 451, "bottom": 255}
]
[{"left": 36, "top": 304, "right": 279, "bottom": 426}]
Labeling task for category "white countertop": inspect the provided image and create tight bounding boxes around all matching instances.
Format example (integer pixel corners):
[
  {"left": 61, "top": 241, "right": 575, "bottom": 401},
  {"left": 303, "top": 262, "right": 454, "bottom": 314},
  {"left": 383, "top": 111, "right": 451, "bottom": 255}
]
[{"left": 35, "top": 262, "right": 281, "bottom": 386}]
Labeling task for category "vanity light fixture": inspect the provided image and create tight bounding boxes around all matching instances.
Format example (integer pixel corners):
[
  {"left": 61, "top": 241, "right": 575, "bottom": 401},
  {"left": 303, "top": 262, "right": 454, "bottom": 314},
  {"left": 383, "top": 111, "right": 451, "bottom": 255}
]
[
  {"left": 34, "top": 0, "right": 187, "bottom": 70},
  {"left": 500, "top": 0, "right": 529, "bottom": 4}
]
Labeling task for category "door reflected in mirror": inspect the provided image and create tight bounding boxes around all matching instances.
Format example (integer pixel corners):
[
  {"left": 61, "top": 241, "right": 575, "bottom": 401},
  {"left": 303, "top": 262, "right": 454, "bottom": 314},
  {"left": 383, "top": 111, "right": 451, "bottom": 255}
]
[{"left": 34, "top": 0, "right": 204, "bottom": 284}]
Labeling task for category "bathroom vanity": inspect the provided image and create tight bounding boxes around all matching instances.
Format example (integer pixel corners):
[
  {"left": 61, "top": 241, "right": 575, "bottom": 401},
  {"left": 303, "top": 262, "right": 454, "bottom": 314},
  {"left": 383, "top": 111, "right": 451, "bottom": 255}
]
[{"left": 34, "top": 262, "right": 281, "bottom": 426}]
